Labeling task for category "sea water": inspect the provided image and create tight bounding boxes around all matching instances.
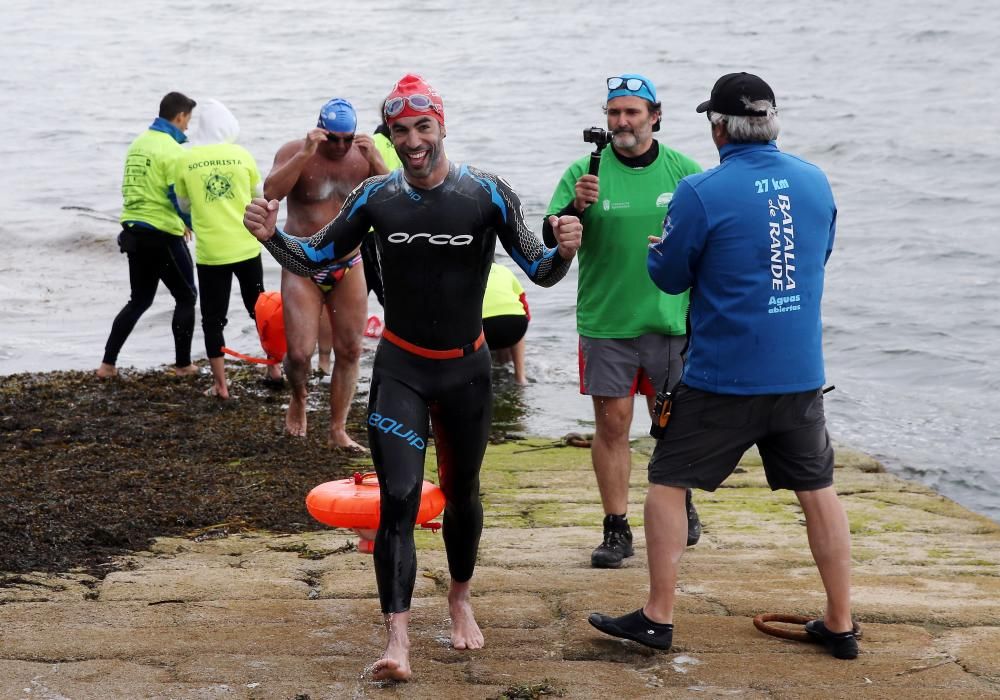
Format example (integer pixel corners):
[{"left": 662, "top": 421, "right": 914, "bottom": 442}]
[{"left": 1, "top": 0, "right": 997, "bottom": 521}]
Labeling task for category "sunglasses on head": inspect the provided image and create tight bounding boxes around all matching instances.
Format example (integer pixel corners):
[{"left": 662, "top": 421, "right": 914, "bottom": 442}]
[
  {"left": 384, "top": 94, "right": 441, "bottom": 118},
  {"left": 607, "top": 76, "right": 650, "bottom": 93},
  {"left": 325, "top": 134, "right": 354, "bottom": 144}
]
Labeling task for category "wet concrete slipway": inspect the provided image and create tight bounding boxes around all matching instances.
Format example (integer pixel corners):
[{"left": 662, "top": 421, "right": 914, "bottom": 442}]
[{"left": 2, "top": 377, "right": 999, "bottom": 698}]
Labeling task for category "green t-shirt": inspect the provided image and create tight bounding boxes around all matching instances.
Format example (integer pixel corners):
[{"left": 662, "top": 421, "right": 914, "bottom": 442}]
[
  {"left": 546, "top": 143, "right": 701, "bottom": 338},
  {"left": 483, "top": 263, "right": 527, "bottom": 319},
  {"left": 120, "top": 129, "right": 187, "bottom": 236},
  {"left": 174, "top": 143, "right": 262, "bottom": 265}
]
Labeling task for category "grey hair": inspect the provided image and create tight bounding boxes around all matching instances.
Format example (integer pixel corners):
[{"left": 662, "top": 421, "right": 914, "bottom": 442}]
[{"left": 709, "top": 98, "right": 780, "bottom": 143}]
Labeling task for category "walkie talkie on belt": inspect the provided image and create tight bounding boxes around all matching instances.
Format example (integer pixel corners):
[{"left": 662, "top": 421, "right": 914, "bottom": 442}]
[
  {"left": 649, "top": 387, "right": 672, "bottom": 440},
  {"left": 650, "top": 318, "right": 691, "bottom": 440}
]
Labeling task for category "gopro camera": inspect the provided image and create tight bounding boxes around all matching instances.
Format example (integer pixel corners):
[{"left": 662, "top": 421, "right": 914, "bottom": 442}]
[{"left": 583, "top": 127, "right": 613, "bottom": 149}]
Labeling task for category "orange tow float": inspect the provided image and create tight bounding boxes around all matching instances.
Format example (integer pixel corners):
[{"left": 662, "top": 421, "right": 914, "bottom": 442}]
[
  {"left": 224, "top": 295, "right": 382, "bottom": 364},
  {"left": 306, "top": 472, "right": 445, "bottom": 554},
  {"left": 221, "top": 290, "right": 286, "bottom": 365}
]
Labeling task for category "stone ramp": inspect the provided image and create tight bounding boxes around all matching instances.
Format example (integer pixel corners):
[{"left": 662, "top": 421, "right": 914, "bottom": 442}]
[{"left": 2, "top": 440, "right": 999, "bottom": 699}]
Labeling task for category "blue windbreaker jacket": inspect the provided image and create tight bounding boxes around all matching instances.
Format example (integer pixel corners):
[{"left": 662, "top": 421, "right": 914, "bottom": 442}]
[{"left": 647, "top": 142, "right": 836, "bottom": 394}]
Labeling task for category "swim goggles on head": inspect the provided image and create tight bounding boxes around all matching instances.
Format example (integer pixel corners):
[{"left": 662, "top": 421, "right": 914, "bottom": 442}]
[
  {"left": 326, "top": 134, "right": 354, "bottom": 144},
  {"left": 607, "top": 76, "right": 651, "bottom": 93},
  {"left": 384, "top": 94, "right": 442, "bottom": 118}
]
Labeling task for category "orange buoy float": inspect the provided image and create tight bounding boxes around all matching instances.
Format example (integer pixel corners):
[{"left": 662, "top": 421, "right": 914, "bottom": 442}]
[
  {"left": 221, "top": 290, "right": 286, "bottom": 365},
  {"left": 255, "top": 291, "right": 287, "bottom": 362},
  {"left": 306, "top": 472, "right": 445, "bottom": 554}
]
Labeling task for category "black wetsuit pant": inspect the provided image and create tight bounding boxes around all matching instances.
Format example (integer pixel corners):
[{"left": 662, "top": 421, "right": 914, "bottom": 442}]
[
  {"left": 102, "top": 225, "right": 197, "bottom": 368},
  {"left": 196, "top": 254, "right": 265, "bottom": 359},
  {"left": 368, "top": 340, "right": 492, "bottom": 614}
]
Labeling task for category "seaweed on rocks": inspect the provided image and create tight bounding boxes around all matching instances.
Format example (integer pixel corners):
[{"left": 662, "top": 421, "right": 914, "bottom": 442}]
[{"left": 0, "top": 365, "right": 368, "bottom": 577}]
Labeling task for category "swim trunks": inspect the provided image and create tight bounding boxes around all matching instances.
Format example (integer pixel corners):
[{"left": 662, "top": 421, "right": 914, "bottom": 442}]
[{"left": 310, "top": 252, "right": 362, "bottom": 293}]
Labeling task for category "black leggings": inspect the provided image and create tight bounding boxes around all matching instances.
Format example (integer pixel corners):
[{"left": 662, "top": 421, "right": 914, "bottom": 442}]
[
  {"left": 368, "top": 340, "right": 492, "bottom": 614},
  {"left": 196, "top": 255, "right": 265, "bottom": 359},
  {"left": 102, "top": 227, "right": 197, "bottom": 367}
]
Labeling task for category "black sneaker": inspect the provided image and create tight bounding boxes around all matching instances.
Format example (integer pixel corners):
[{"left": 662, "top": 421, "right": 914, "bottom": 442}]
[
  {"left": 588, "top": 609, "right": 673, "bottom": 650},
  {"left": 591, "top": 515, "right": 633, "bottom": 568},
  {"left": 805, "top": 619, "right": 859, "bottom": 660},
  {"left": 686, "top": 489, "right": 701, "bottom": 547}
]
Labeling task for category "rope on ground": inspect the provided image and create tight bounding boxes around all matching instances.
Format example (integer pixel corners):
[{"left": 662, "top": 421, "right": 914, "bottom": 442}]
[
  {"left": 511, "top": 433, "right": 593, "bottom": 454},
  {"left": 752, "top": 613, "right": 862, "bottom": 642}
]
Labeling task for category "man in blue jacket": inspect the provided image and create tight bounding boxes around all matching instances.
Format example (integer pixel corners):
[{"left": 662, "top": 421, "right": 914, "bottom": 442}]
[{"left": 588, "top": 73, "right": 858, "bottom": 660}]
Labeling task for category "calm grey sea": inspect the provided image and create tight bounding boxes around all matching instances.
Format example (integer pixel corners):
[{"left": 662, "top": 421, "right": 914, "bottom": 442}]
[{"left": 1, "top": 0, "right": 997, "bottom": 521}]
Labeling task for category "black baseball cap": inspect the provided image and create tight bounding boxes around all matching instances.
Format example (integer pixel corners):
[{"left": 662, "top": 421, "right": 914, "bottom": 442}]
[{"left": 696, "top": 72, "right": 776, "bottom": 116}]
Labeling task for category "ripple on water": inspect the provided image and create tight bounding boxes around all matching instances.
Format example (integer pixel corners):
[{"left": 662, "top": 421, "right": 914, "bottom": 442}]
[{"left": 1, "top": 0, "right": 998, "bottom": 522}]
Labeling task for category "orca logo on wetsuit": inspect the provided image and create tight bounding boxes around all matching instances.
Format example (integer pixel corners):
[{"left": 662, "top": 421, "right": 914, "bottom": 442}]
[{"left": 386, "top": 232, "right": 474, "bottom": 246}]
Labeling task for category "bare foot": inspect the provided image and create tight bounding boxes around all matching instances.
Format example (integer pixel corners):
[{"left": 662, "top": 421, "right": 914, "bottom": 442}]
[
  {"left": 449, "top": 582, "right": 484, "bottom": 650},
  {"left": 173, "top": 364, "right": 198, "bottom": 377},
  {"left": 96, "top": 363, "right": 118, "bottom": 379},
  {"left": 371, "top": 611, "right": 412, "bottom": 682},
  {"left": 371, "top": 656, "right": 411, "bottom": 682},
  {"left": 328, "top": 428, "right": 368, "bottom": 453},
  {"left": 285, "top": 395, "right": 307, "bottom": 436}
]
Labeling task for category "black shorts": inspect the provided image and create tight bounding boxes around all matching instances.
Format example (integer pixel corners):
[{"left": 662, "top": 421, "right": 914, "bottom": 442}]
[
  {"left": 483, "top": 314, "right": 527, "bottom": 350},
  {"left": 648, "top": 384, "right": 834, "bottom": 492}
]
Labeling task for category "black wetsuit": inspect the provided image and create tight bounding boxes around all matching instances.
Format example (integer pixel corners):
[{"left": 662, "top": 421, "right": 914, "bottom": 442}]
[{"left": 264, "top": 163, "right": 572, "bottom": 613}]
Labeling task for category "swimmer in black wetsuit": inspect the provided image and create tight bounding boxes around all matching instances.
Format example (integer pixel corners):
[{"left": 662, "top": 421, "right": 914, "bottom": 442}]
[{"left": 244, "top": 74, "right": 582, "bottom": 682}]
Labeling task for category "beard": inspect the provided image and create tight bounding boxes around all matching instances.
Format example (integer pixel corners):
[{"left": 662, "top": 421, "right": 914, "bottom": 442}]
[
  {"left": 612, "top": 129, "right": 639, "bottom": 150},
  {"left": 400, "top": 139, "right": 443, "bottom": 180}
]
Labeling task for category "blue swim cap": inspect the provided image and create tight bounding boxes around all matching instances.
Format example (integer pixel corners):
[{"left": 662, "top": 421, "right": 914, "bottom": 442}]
[
  {"left": 606, "top": 74, "right": 658, "bottom": 103},
  {"left": 317, "top": 98, "right": 357, "bottom": 133}
]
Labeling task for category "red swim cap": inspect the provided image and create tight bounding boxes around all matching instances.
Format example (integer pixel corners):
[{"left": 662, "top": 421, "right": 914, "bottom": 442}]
[{"left": 383, "top": 74, "right": 445, "bottom": 126}]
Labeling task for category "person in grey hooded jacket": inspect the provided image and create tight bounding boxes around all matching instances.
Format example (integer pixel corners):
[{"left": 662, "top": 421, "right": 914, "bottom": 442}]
[{"left": 174, "top": 98, "right": 282, "bottom": 398}]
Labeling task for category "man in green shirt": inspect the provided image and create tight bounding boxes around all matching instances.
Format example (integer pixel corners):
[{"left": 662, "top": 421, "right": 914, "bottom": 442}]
[
  {"left": 98, "top": 92, "right": 198, "bottom": 379},
  {"left": 544, "top": 74, "right": 702, "bottom": 568}
]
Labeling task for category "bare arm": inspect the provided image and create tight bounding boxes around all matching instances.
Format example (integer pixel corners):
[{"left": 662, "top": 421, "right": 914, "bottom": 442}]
[
  {"left": 353, "top": 133, "right": 390, "bottom": 177},
  {"left": 262, "top": 129, "right": 327, "bottom": 201}
]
